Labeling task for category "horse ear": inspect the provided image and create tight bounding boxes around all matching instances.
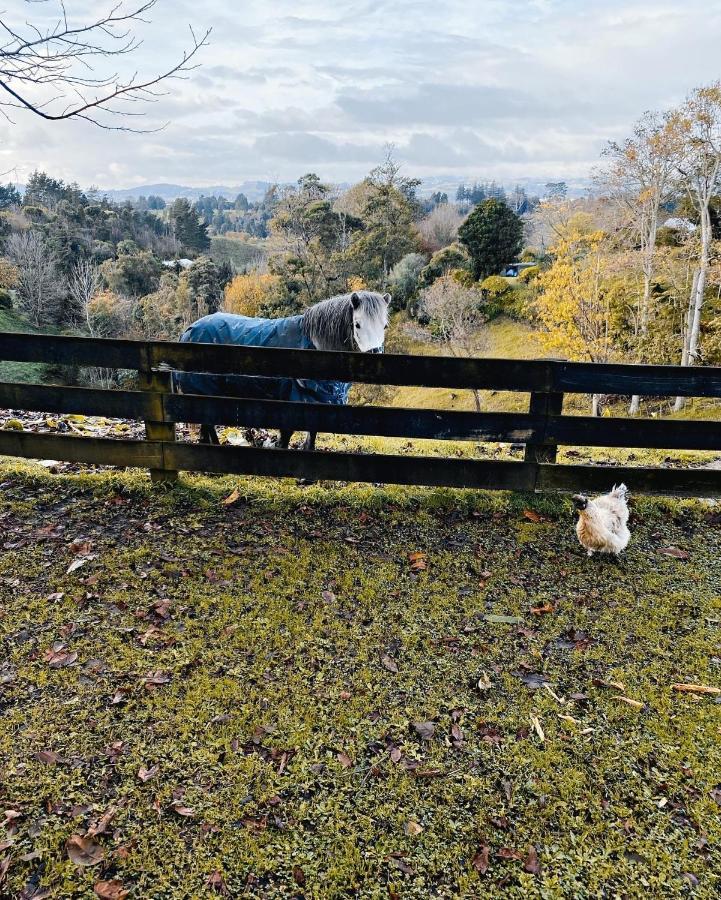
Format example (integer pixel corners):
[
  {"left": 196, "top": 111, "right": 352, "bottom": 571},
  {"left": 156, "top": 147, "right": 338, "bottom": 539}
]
[
  {"left": 383, "top": 293, "right": 392, "bottom": 306},
  {"left": 350, "top": 292, "right": 361, "bottom": 310}
]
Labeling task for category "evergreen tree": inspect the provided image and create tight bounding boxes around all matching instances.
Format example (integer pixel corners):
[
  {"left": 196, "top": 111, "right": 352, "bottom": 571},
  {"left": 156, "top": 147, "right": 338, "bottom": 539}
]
[{"left": 457, "top": 198, "right": 523, "bottom": 279}]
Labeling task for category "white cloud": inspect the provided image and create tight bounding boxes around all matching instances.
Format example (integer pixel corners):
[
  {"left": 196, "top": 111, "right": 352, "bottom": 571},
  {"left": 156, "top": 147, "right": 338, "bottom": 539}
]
[{"left": 2, "top": 0, "right": 721, "bottom": 188}]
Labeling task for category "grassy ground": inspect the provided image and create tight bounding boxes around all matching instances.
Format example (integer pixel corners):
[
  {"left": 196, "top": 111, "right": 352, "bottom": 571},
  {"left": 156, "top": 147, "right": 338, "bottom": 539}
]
[
  {"left": 0, "top": 461, "right": 720, "bottom": 898},
  {"left": 0, "top": 309, "right": 51, "bottom": 384}
]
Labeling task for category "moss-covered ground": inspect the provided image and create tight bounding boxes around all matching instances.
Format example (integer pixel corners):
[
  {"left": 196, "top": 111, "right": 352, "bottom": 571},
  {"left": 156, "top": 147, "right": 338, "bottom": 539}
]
[{"left": 0, "top": 462, "right": 720, "bottom": 899}]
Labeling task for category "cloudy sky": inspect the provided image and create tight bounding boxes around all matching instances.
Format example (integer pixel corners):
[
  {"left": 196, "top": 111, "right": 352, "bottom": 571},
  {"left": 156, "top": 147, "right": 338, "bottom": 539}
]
[{"left": 2, "top": 0, "right": 721, "bottom": 189}]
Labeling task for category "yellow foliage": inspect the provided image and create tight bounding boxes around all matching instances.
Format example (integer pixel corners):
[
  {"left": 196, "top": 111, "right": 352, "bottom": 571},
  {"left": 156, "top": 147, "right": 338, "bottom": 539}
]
[
  {"left": 347, "top": 275, "right": 367, "bottom": 292},
  {"left": 0, "top": 258, "right": 19, "bottom": 289},
  {"left": 535, "top": 231, "right": 621, "bottom": 363},
  {"left": 224, "top": 273, "right": 281, "bottom": 316}
]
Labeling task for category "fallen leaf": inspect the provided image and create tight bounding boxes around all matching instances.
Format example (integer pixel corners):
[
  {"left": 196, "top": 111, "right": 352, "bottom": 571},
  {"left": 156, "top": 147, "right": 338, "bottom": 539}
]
[
  {"left": 451, "top": 723, "right": 464, "bottom": 743},
  {"left": 69, "top": 538, "right": 94, "bottom": 555},
  {"left": 137, "top": 765, "right": 159, "bottom": 782},
  {"left": 222, "top": 488, "right": 241, "bottom": 505},
  {"left": 660, "top": 546, "right": 690, "bottom": 560},
  {"left": 672, "top": 683, "right": 720, "bottom": 695},
  {"left": 321, "top": 590, "right": 336, "bottom": 602},
  {"left": 205, "top": 870, "right": 229, "bottom": 896},
  {"left": 477, "top": 672, "right": 492, "bottom": 691},
  {"left": 337, "top": 751, "right": 353, "bottom": 769},
  {"left": 66, "top": 834, "right": 104, "bottom": 866},
  {"left": 404, "top": 821, "right": 423, "bottom": 836},
  {"left": 94, "top": 880, "right": 128, "bottom": 899},
  {"left": 524, "top": 845, "right": 541, "bottom": 875},
  {"left": 292, "top": 865, "right": 306, "bottom": 887},
  {"left": 43, "top": 645, "right": 78, "bottom": 668},
  {"left": 497, "top": 847, "right": 524, "bottom": 861},
  {"left": 530, "top": 715, "right": 545, "bottom": 742},
  {"left": 144, "top": 671, "right": 171, "bottom": 690},
  {"left": 86, "top": 806, "right": 116, "bottom": 837},
  {"left": 472, "top": 843, "right": 490, "bottom": 874},
  {"left": 171, "top": 804, "right": 195, "bottom": 817},
  {"left": 514, "top": 671, "right": 549, "bottom": 689},
  {"left": 614, "top": 696, "right": 644, "bottom": 709},
  {"left": 408, "top": 551, "right": 427, "bottom": 572},
  {"left": 67, "top": 555, "right": 96, "bottom": 575},
  {"left": 412, "top": 721, "right": 435, "bottom": 740},
  {"left": 381, "top": 654, "right": 398, "bottom": 673},
  {"left": 709, "top": 788, "right": 721, "bottom": 805},
  {"left": 530, "top": 601, "right": 554, "bottom": 616},
  {"left": 412, "top": 768, "right": 445, "bottom": 779},
  {"left": 389, "top": 747, "right": 402, "bottom": 764},
  {"left": 593, "top": 678, "right": 626, "bottom": 692},
  {"left": 35, "top": 750, "right": 65, "bottom": 765},
  {"left": 522, "top": 508, "right": 545, "bottom": 523}
]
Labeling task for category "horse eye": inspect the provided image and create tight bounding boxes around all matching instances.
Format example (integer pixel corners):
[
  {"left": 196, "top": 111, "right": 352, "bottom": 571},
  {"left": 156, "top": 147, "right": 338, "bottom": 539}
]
[{"left": 355, "top": 322, "right": 361, "bottom": 328}]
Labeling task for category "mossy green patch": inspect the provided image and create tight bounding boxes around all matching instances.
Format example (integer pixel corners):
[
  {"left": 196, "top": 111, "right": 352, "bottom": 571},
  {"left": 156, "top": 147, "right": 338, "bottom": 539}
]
[{"left": 0, "top": 465, "right": 719, "bottom": 898}]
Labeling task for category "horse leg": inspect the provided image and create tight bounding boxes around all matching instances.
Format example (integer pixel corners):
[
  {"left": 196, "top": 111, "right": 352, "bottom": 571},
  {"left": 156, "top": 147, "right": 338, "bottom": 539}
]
[
  {"left": 277, "top": 429, "right": 293, "bottom": 449},
  {"left": 301, "top": 431, "right": 317, "bottom": 452},
  {"left": 200, "top": 424, "right": 219, "bottom": 445}
]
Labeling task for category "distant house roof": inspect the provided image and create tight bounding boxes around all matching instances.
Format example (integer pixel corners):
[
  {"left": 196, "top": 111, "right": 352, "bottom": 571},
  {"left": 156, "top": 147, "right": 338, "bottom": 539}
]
[
  {"left": 662, "top": 217, "right": 696, "bottom": 232},
  {"left": 162, "top": 258, "right": 194, "bottom": 269}
]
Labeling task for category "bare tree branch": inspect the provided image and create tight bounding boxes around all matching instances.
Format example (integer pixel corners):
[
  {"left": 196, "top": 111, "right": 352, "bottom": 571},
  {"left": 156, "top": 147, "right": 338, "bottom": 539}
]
[{"left": 0, "top": 1, "right": 210, "bottom": 131}]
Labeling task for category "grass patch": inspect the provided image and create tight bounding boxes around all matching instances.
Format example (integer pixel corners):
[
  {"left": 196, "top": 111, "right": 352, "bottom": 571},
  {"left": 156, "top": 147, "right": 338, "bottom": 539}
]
[
  {"left": 0, "top": 464, "right": 719, "bottom": 898},
  {"left": 0, "top": 308, "right": 52, "bottom": 384}
]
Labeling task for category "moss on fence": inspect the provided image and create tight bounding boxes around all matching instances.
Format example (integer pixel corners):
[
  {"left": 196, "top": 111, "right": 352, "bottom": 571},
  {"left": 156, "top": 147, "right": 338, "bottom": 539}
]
[{"left": 0, "top": 463, "right": 720, "bottom": 898}]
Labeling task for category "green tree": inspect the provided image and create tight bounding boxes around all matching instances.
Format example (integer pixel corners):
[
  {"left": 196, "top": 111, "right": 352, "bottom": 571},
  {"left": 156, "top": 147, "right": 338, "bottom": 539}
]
[
  {"left": 168, "top": 198, "right": 210, "bottom": 254},
  {"left": 186, "top": 256, "right": 226, "bottom": 317},
  {"left": 0, "top": 184, "right": 21, "bottom": 210},
  {"left": 388, "top": 252, "right": 427, "bottom": 309},
  {"left": 457, "top": 199, "right": 523, "bottom": 280},
  {"left": 100, "top": 250, "right": 162, "bottom": 297}
]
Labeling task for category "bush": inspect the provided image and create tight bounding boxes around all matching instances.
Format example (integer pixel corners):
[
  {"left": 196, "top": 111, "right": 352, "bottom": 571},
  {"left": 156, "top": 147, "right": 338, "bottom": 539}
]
[
  {"left": 419, "top": 243, "right": 471, "bottom": 287},
  {"left": 224, "top": 272, "right": 283, "bottom": 317},
  {"left": 387, "top": 253, "right": 427, "bottom": 309},
  {"left": 479, "top": 275, "right": 511, "bottom": 298},
  {"left": 517, "top": 265, "right": 540, "bottom": 283},
  {"left": 0, "top": 289, "right": 12, "bottom": 309},
  {"left": 457, "top": 198, "right": 523, "bottom": 279}
]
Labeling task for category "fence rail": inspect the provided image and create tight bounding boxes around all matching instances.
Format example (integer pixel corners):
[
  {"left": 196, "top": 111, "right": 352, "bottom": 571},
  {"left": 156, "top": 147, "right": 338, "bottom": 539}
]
[{"left": 0, "top": 331, "right": 720, "bottom": 496}]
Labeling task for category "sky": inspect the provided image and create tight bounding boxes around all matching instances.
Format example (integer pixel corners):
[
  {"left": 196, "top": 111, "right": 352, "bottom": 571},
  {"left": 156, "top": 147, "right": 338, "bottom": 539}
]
[{"left": 2, "top": 0, "right": 721, "bottom": 190}]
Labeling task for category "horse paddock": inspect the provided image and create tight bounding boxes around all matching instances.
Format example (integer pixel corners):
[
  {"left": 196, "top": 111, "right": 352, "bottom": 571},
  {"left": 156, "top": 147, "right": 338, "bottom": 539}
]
[{"left": 0, "top": 462, "right": 719, "bottom": 898}]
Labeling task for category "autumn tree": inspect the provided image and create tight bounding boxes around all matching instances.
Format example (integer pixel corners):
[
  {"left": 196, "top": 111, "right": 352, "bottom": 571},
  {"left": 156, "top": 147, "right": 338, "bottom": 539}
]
[
  {"left": 224, "top": 272, "right": 282, "bottom": 317},
  {"left": 535, "top": 229, "right": 625, "bottom": 415}
]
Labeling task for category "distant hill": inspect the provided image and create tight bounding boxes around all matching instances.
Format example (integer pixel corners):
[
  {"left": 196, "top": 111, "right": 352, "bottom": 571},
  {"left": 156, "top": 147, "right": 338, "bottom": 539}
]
[{"left": 99, "top": 182, "right": 276, "bottom": 203}]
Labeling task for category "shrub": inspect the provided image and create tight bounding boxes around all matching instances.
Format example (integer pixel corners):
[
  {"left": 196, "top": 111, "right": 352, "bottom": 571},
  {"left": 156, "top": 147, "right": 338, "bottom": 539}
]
[
  {"left": 387, "top": 253, "right": 427, "bottom": 308},
  {"left": 419, "top": 243, "right": 471, "bottom": 287},
  {"left": 517, "top": 265, "right": 540, "bottom": 283},
  {"left": 224, "top": 272, "right": 282, "bottom": 317},
  {"left": 0, "top": 288, "right": 12, "bottom": 309}
]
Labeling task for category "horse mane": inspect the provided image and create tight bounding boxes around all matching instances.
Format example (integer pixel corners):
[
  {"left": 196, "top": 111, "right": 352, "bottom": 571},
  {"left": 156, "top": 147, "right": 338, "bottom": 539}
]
[{"left": 302, "top": 291, "right": 387, "bottom": 351}]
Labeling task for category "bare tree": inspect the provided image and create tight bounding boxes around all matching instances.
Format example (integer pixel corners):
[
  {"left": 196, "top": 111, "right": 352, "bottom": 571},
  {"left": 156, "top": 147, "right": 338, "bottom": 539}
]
[
  {"left": 673, "top": 84, "right": 721, "bottom": 412},
  {"left": 0, "top": 1, "right": 210, "bottom": 130},
  {"left": 69, "top": 258, "right": 102, "bottom": 331},
  {"left": 418, "top": 275, "right": 487, "bottom": 411},
  {"left": 600, "top": 110, "right": 684, "bottom": 413},
  {"left": 6, "top": 230, "right": 64, "bottom": 324},
  {"left": 417, "top": 203, "right": 465, "bottom": 253}
]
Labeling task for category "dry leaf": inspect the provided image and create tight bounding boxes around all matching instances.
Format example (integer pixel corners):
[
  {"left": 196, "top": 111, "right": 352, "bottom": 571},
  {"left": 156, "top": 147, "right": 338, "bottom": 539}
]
[
  {"left": 522, "top": 508, "right": 545, "bottom": 523},
  {"left": 66, "top": 834, "right": 104, "bottom": 866},
  {"left": 672, "top": 683, "right": 720, "bottom": 695},
  {"left": 390, "top": 747, "right": 402, "bottom": 764},
  {"left": 137, "top": 765, "right": 159, "bottom": 782},
  {"left": 413, "top": 721, "right": 436, "bottom": 740},
  {"left": 86, "top": 807, "right": 116, "bottom": 838},
  {"left": 337, "top": 751, "right": 353, "bottom": 769},
  {"left": 381, "top": 654, "right": 398, "bottom": 673},
  {"left": 408, "top": 551, "right": 427, "bottom": 572},
  {"left": 67, "top": 555, "right": 96, "bottom": 574},
  {"left": 477, "top": 672, "right": 492, "bottom": 691},
  {"left": 660, "top": 546, "right": 690, "bottom": 560},
  {"left": 593, "top": 678, "right": 626, "bottom": 692},
  {"left": 94, "top": 880, "right": 128, "bottom": 899},
  {"left": 524, "top": 845, "right": 541, "bottom": 875},
  {"left": 171, "top": 803, "right": 195, "bottom": 817},
  {"left": 530, "top": 715, "right": 545, "bottom": 742},
  {"left": 35, "top": 749, "right": 65, "bottom": 765},
  {"left": 292, "top": 865, "right": 306, "bottom": 887},
  {"left": 472, "top": 843, "right": 490, "bottom": 874},
  {"left": 530, "top": 601, "right": 554, "bottom": 616},
  {"left": 404, "top": 821, "right": 423, "bottom": 836},
  {"left": 614, "top": 696, "right": 644, "bottom": 709},
  {"left": 222, "top": 488, "right": 241, "bottom": 505}
]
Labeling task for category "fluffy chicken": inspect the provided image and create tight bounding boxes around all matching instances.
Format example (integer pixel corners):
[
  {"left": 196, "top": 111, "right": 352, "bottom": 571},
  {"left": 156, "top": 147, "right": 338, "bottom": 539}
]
[{"left": 572, "top": 484, "right": 630, "bottom": 556}]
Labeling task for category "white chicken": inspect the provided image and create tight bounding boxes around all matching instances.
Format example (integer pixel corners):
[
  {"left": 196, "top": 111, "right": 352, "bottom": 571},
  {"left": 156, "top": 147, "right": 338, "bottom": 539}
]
[{"left": 572, "top": 484, "right": 630, "bottom": 556}]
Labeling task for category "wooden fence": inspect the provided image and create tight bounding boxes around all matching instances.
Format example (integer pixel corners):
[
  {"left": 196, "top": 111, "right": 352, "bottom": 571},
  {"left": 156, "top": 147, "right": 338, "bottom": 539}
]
[{"left": 0, "top": 331, "right": 720, "bottom": 495}]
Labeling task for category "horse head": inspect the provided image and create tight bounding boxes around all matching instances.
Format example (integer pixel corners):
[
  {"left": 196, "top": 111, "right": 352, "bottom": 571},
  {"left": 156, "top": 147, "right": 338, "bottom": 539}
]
[
  {"left": 303, "top": 290, "right": 390, "bottom": 353},
  {"left": 350, "top": 291, "right": 390, "bottom": 352}
]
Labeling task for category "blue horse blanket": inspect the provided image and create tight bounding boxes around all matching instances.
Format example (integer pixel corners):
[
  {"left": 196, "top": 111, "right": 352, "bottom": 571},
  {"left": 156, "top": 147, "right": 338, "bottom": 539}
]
[{"left": 174, "top": 312, "right": 351, "bottom": 405}]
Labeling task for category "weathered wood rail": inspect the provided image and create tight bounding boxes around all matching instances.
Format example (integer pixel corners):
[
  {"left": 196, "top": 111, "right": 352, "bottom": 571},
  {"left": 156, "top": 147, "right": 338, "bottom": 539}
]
[{"left": 0, "top": 331, "right": 720, "bottom": 495}]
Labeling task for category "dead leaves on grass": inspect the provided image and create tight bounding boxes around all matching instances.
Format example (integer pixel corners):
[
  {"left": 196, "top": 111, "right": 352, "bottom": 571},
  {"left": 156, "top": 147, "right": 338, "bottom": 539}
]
[
  {"left": 94, "top": 881, "right": 129, "bottom": 900},
  {"left": 66, "top": 834, "right": 104, "bottom": 866},
  {"left": 407, "top": 551, "right": 427, "bottom": 572}
]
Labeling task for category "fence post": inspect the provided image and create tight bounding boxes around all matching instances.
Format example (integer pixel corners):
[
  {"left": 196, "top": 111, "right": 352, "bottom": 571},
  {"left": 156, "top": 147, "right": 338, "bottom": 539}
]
[
  {"left": 138, "top": 361, "right": 178, "bottom": 484},
  {"left": 524, "top": 390, "right": 564, "bottom": 464}
]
